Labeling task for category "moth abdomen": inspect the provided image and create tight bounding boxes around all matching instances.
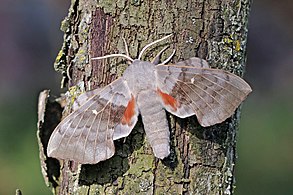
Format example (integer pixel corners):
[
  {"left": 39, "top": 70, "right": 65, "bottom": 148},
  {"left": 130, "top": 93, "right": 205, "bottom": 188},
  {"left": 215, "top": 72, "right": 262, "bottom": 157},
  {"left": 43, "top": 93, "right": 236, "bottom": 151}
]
[{"left": 137, "top": 90, "right": 170, "bottom": 159}]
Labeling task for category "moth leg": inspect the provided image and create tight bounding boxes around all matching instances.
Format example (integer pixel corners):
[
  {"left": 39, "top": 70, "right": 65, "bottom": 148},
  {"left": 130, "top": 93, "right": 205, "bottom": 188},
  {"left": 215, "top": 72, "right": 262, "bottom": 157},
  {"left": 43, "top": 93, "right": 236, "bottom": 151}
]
[
  {"left": 66, "top": 63, "right": 73, "bottom": 81},
  {"left": 158, "top": 49, "right": 176, "bottom": 65},
  {"left": 151, "top": 46, "right": 169, "bottom": 65},
  {"left": 138, "top": 34, "right": 173, "bottom": 60}
]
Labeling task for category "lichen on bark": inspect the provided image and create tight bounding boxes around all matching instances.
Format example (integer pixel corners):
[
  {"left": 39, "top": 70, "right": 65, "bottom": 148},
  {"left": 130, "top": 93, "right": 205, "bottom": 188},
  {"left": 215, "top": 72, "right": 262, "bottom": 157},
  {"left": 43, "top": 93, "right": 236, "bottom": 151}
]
[{"left": 38, "top": 0, "right": 251, "bottom": 194}]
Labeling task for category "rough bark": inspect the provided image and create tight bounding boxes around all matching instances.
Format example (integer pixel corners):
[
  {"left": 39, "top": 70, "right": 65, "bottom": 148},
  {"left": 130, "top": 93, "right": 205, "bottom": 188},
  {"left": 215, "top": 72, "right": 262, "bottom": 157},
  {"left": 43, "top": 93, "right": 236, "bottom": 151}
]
[{"left": 37, "top": 0, "right": 251, "bottom": 194}]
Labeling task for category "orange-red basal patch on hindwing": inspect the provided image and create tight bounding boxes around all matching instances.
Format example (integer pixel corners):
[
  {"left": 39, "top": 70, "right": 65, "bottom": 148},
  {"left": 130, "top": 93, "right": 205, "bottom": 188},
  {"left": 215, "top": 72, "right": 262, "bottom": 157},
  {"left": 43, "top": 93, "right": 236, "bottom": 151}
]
[
  {"left": 121, "top": 95, "right": 136, "bottom": 125},
  {"left": 157, "top": 88, "right": 178, "bottom": 112}
]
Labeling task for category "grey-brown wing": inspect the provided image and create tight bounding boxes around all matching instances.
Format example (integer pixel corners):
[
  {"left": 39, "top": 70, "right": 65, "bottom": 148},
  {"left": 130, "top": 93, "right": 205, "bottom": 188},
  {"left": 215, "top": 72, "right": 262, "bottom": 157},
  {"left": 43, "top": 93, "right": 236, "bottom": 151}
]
[
  {"left": 155, "top": 58, "right": 252, "bottom": 127},
  {"left": 175, "top": 57, "right": 210, "bottom": 68},
  {"left": 47, "top": 78, "right": 138, "bottom": 164}
]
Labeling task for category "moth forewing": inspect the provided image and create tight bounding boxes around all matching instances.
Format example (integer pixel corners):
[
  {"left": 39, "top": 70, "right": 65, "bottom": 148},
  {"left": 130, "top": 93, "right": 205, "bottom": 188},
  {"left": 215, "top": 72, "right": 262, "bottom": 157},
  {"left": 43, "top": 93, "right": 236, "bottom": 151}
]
[
  {"left": 47, "top": 78, "right": 138, "bottom": 164},
  {"left": 173, "top": 57, "right": 210, "bottom": 68},
  {"left": 72, "top": 87, "right": 102, "bottom": 111}
]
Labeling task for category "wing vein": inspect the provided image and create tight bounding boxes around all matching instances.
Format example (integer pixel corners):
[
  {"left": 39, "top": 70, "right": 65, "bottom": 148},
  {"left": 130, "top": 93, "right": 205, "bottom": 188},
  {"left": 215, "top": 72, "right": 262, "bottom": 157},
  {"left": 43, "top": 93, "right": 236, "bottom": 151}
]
[
  {"left": 168, "top": 74, "right": 239, "bottom": 110},
  {"left": 168, "top": 77, "right": 222, "bottom": 121},
  {"left": 91, "top": 103, "right": 105, "bottom": 163},
  {"left": 158, "top": 78, "right": 205, "bottom": 117}
]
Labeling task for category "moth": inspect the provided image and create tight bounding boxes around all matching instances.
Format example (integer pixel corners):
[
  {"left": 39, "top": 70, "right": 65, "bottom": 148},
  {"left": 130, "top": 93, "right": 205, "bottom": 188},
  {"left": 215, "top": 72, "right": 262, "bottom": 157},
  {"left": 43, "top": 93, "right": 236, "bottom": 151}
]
[{"left": 47, "top": 34, "right": 252, "bottom": 164}]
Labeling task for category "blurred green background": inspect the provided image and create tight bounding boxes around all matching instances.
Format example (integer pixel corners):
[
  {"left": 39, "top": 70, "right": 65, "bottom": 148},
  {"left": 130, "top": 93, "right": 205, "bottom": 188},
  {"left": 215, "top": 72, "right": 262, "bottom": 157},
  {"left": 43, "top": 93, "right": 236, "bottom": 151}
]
[{"left": 0, "top": 0, "right": 292, "bottom": 194}]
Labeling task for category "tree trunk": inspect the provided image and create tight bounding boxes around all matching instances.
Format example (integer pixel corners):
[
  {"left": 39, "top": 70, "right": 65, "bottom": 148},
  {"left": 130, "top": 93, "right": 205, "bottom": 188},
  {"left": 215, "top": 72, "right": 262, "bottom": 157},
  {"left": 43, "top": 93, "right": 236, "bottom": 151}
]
[{"left": 37, "top": 0, "right": 251, "bottom": 194}]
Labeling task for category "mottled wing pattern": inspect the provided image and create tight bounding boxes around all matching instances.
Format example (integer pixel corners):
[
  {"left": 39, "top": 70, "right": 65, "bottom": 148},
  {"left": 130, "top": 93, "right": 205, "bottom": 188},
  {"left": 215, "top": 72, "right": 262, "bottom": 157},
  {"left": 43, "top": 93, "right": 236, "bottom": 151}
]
[
  {"left": 175, "top": 57, "right": 210, "bottom": 68},
  {"left": 72, "top": 88, "right": 102, "bottom": 111},
  {"left": 155, "top": 58, "right": 252, "bottom": 127},
  {"left": 72, "top": 87, "right": 138, "bottom": 141},
  {"left": 47, "top": 78, "right": 138, "bottom": 164}
]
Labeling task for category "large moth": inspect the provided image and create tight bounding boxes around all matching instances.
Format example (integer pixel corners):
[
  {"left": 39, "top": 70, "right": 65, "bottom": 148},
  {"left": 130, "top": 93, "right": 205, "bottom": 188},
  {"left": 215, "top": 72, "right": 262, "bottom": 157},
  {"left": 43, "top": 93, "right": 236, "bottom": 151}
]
[{"left": 47, "top": 34, "right": 252, "bottom": 164}]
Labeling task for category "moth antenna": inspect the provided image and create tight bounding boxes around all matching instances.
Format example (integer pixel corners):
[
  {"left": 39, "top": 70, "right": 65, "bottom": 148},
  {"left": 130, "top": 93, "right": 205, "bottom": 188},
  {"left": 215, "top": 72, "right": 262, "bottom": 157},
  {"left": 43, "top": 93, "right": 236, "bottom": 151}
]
[
  {"left": 122, "top": 37, "right": 130, "bottom": 57},
  {"left": 122, "top": 37, "right": 131, "bottom": 65},
  {"left": 158, "top": 49, "right": 176, "bottom": 65},
  {"left": 92, "top": 54, "right": 134, "bottom": 62},
  {"left": 151, "top": 45, "right": 169, "bottom": 64},
  {"left": 138, "top": 34, "right": 173, "bottom": 60}
]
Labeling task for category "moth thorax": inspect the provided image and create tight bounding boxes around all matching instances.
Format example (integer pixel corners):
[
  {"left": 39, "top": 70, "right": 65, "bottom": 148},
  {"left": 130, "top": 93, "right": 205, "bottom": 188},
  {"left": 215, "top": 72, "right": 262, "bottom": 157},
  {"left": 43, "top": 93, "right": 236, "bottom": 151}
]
[{"left": 123, "top": 60, "right": 156, "bottom": 93}]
